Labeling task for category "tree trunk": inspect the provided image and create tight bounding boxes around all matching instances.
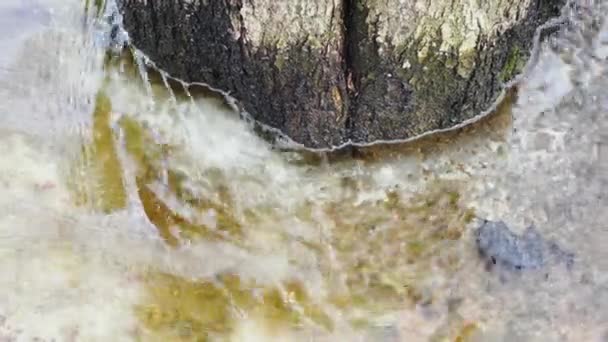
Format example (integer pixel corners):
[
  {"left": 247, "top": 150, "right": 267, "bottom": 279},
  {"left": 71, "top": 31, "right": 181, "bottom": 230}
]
[{"left": 118, "top": 0, "right": 566, "bottom": 149}]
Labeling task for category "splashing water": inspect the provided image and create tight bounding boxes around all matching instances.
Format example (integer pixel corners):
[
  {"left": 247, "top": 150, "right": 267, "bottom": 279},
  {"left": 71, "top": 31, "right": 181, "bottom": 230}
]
[{"left": 0, "top": 0, "right": 606, "bottom": 341}]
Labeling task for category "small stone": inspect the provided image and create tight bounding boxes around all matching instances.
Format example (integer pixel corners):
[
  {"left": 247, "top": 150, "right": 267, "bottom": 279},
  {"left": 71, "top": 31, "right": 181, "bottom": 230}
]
[{"left": 475, "top": 220, "right": 574, "bottom": 271}]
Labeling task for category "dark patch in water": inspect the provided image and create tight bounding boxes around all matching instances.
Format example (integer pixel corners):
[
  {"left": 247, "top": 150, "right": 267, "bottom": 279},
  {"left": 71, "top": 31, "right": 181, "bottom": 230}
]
[{"left": 475, "top": 220, "right": 574, "bottom": 272}]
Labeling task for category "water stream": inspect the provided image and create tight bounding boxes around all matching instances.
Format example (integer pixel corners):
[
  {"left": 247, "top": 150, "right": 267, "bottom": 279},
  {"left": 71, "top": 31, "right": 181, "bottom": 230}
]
[{"left": 0, "top": 0, "right": 606, "bottom": 341}]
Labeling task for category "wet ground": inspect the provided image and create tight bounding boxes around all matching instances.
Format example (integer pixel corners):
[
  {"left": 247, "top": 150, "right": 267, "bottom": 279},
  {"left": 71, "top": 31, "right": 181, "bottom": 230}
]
[{"left": 0, "top": 0, "right": 606, "bottom": 341}]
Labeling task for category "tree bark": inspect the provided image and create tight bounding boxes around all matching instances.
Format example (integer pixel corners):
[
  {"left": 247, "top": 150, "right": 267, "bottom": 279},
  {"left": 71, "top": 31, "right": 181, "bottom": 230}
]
[{"left": 118, "top": 0, "right": 566, "bottom": 149}]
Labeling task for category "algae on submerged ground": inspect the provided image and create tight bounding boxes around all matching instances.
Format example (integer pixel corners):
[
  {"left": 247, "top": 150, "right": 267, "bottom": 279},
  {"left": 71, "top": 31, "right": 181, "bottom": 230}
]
[
  {"left": 68, "top": 90, "right": 127, "bottom": 212},
  {"left": 131, "top": 177, "right": 476, "bottom": 340},
  {"left": 64, "top": 54, "right": 482, "bottom": 340}
]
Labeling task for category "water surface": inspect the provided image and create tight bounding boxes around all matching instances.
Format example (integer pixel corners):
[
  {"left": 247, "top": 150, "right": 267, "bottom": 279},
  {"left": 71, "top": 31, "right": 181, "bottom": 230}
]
[{"left": 0, "top": 1, "right": 606, "bottom": 341}]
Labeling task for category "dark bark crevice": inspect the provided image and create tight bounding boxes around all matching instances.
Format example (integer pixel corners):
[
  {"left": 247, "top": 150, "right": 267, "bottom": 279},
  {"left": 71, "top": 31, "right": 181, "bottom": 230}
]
[{"left": 342, "top": 0, "right": 356, "bottom": 135}]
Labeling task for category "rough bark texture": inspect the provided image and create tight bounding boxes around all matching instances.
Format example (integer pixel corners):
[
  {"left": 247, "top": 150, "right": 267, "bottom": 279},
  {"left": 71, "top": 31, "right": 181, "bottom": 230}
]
[{"left": 118, "top": 0, "right": 565, "bottom": 149}]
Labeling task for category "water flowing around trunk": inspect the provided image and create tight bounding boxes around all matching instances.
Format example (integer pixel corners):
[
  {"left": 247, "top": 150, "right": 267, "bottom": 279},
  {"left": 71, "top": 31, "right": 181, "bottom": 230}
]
[{"left": 0, "top": 0, "right": 606, "bottom": 341}]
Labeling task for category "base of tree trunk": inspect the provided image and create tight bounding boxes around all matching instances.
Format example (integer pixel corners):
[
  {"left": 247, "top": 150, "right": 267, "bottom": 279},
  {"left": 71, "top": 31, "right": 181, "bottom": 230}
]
[{"left": 117, "top": 0, "right": 567, "bottom": 149}]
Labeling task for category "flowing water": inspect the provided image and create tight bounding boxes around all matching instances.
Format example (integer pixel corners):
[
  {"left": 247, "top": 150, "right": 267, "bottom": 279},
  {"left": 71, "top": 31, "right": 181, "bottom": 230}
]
[{"left": 0, "top": 0, "right": 607, "bottom": 341}]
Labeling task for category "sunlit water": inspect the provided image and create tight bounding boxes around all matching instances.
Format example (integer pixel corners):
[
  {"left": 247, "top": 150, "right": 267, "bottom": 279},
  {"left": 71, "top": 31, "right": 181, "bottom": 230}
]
[{"left": 0, "top": 0, "right": 606, "bottom": 341}]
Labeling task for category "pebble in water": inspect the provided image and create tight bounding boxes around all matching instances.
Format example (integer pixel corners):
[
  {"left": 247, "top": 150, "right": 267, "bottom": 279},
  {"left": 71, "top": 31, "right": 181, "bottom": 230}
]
[{"left": 475, "top": 220, "right": 574, "bottom": 271}]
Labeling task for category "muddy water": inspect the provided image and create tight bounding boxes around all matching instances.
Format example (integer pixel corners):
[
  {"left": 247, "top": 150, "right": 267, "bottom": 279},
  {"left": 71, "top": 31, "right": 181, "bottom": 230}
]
[{"left": 0, "top": 0, "right": 606, "bottom": 341}]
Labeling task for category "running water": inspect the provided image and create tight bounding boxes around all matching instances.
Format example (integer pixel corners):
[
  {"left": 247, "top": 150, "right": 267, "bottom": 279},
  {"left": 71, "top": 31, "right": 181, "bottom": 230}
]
[{"left": 0, "top": 0, "right": 606, "bottom": 341}]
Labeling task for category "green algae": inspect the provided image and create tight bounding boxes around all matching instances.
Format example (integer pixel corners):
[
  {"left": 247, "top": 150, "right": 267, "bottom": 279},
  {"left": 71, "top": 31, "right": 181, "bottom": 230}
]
[
  {"left": 454, "top": 322, "right": 479, "bottom": 342},
  {"left": 68, "top": 91, "right": 127, "bottom": 213},
  {"left": 84, "top": 0, "right": 106, "bottom": 19},
  {"left": 72, "top": 66, "right": 478, "bottom": 341},
  {"left": 48, "top": 17, "right": 517, "bottom": 339},
  {"left": 115, "top": 109, "right": 476, "bottom": 338},
  {"left": 67, "top": 88, "right": 243, "bottom": 245},
  {"left": 118, "top": 115, "right": 244, "bottom": 246},
  {"left": 134, "top": 178, "right": 475, "bottom": 339},
  {"left": 135, "top": 272, "right": 333, "bottom": 341},
  {"left": 323, "top": 183, "right": 474, "bottom": 313},
  {"left": 500, "top": 47, "right": 525, "bottom": 82}
]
